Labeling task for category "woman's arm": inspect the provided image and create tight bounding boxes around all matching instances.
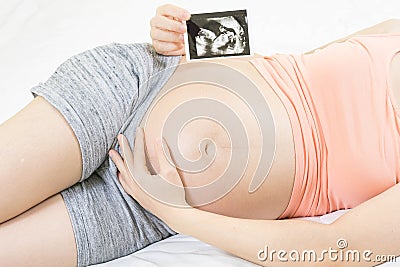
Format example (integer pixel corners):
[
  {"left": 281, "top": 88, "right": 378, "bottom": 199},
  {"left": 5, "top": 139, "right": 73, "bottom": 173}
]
[
  {"left": 110, "top": 131, "right": 399, "bottom": 267},
  {"left": 171, "top": 183, "right": 400, "bottom": 267},
  {"left": 305, "top": 18, "right": 400, "bottom": 54}
]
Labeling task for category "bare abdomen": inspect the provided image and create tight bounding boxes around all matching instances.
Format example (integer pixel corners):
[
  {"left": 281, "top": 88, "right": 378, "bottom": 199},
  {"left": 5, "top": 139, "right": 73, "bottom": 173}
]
[{"left": 141, "top": 56, "right": 296, "bottom": 219}]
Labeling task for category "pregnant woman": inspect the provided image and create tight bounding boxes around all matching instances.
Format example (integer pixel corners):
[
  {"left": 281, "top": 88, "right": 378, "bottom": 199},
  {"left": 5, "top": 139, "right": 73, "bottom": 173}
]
[{"left": 1, "top": 4, "right": 399, "bottom": 267}]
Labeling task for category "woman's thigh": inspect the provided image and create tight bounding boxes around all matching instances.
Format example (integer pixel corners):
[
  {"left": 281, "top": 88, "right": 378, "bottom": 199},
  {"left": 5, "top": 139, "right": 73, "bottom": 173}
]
[
  {"left": 0, "top": 193, "right": 77, "bottom": 267},
  {"left": 0, "top": 42, "right": 181, "bottom": 265},
  {"left": 0, "top": 96, "right": 82, "bottom": 223}
]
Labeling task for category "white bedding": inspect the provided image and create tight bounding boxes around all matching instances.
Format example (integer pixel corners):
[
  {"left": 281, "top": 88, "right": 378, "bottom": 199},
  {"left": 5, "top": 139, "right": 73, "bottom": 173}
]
[{"left": 1, "top": 1, "right": 399, "bottom": 266}]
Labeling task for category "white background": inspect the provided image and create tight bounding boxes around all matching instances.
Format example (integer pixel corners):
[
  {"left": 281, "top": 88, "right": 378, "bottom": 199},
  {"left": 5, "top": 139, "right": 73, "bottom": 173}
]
[
  {"left": 0, "top": 0, "right": 399, "bottom": 124},
  {"left": 0, "top": 2, "right": 399, "bottom": 266}
]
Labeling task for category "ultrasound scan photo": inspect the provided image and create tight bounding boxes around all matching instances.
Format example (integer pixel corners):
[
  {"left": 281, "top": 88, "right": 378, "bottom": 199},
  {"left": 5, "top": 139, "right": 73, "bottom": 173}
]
[{"left": 185, "top": 10, "right": 251, "bottom": 60}]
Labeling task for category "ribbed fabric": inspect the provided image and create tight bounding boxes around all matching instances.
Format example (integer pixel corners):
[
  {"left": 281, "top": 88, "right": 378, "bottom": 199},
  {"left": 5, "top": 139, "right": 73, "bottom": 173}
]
[
  {"left": 31, "top": 43, "right": 180, "bottom": 266},
  {"left": 251, "top": 33, "right": 400, "bottom": 218}
]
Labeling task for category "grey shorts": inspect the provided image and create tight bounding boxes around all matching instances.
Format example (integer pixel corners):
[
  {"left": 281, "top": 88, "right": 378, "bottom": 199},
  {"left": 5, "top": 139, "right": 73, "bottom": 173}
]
[{"left": 30, "top": 43, "right": 181, "bottom": 266}]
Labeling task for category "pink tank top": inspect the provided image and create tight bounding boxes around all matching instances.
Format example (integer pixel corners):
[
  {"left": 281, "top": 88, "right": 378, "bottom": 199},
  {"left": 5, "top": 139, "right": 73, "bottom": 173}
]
[{"left": 250, "top": 33, "right": 400, "bottom": 218}]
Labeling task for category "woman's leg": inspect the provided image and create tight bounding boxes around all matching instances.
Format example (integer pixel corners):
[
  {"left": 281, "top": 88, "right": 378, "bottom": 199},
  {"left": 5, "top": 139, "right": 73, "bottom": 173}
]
[
  {"left": 0, "top": 194, "right": 77, "bottom": 267},
  {"left": 0, "top": 42, "right": 181, "bottom": 266},
  {"left": 0, "top": 96, "right": 82, "bottom": 223}
]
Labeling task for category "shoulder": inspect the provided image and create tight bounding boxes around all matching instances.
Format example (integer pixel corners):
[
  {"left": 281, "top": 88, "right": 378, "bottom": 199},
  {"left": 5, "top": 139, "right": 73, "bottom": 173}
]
[
  {"left": 383, "top": 19, "right": 400, "bottom": 33},
  {"left": 365, "top": 19, "right": 400, "bottom": 34}
]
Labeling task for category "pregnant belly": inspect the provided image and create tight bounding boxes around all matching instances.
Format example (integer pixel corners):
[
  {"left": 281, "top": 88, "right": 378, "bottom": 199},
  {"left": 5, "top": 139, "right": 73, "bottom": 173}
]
[{"left": 140, "top": 56, "right": 295, "bottom": 219}]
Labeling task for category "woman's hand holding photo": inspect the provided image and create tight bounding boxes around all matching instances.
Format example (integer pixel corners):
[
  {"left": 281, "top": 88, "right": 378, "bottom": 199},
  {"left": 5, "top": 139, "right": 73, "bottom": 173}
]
[{"left": 150, "top": 4, "right": 191, "bottom": 56}]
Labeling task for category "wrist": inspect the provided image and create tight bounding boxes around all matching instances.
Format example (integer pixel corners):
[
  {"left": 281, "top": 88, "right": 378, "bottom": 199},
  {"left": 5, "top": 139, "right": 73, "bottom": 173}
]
[{"left": 165, "top": 206, "right": 197, "bottom": 234}]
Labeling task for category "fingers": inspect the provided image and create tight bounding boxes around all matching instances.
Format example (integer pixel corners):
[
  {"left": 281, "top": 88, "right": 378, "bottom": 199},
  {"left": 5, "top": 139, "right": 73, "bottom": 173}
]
[
  {"left": 132, "top": 128, "right": 151, "bottom": 175},
  {"left": 108, "top": 148, "right": 133, "bottom": 195},
  {"left": 111, "top": 131, "right": 149, "bottom": 196},
  {"left": 114, "top": 129, "right": 154, "bottom": 179},
  {"left": 157, "top": 138, "right": 183, "bottom": 187},
  {"left": 118, "top": 170, "right": 133, "bottom": 196},
  {"left": 146, "top": 136, "right": 161, "bottom": 174},
  {"left": 112, "top": 131, "right": 188, "bottom": 208},
  {"left": 150, "top": 27, "right": 184, "bottom": 43},
  {"left": 156, "top": 4, "right": 190, "bottom": 21},
  {"left": 108, "top": 149, "right": 126, "bottom": 175},
  {"left": 152, "top": 39, "right": 184, "bottom": 53},
  {"left": 118, "top": 134, "right": 134, "bottom": 171},
  {"left": 150, "top": 4, "right": 190, "bottom": 56},
  {"left": 150, "top": 15, "right": 187, "bottom": 33},
  {"left": 163, "top": 48, "right": 186, "bottom": 56}
]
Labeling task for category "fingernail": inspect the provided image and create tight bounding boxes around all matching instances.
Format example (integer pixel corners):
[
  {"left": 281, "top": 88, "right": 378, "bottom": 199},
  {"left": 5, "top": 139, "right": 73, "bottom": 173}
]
[
  {"left": 108, "top": 150, "right": 113, "bottom": 158},
  {"left": 182, "top": 11, "right": 191, "bottom": 20}
]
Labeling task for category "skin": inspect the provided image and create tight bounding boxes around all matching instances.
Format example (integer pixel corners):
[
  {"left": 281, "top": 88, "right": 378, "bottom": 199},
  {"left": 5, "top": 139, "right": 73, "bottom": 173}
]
[
  {"left": 140, "top": 53, "right": 295, "bottom": 219},
  {"left": 0, "top": 96, "right": 80, "bottom": 266},
  {"left": 112, "top": 6, "right": 400, "bottom": 267},
  {"left": 0, "top": 2, "right": 398, "bottom": 266},
  {"left": 150, "top": 4, "right": 190, "bottom": 55}
]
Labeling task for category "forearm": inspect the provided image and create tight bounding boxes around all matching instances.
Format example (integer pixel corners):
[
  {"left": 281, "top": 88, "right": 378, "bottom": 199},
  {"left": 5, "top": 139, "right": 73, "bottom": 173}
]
[
  {"left": 170, "top": 184, "right": 400, "bottom": 267},
  {"left": 171, "top": 208, "right": 332, "bottom": 267},
  {"left": 332, "top": 184, "right": 400, "bottom": 266}
]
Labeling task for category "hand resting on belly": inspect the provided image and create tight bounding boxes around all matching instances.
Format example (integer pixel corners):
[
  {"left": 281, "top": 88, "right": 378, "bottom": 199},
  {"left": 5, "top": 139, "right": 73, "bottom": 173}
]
[{"left": 139, "top": 57, "right": 296, "bottom": 220}]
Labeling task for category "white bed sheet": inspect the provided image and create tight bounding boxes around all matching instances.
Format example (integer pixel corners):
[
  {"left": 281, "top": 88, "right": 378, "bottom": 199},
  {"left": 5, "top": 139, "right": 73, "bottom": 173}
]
[{"left": 1, "top": 1, "right": 399, "bottom": 266}]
